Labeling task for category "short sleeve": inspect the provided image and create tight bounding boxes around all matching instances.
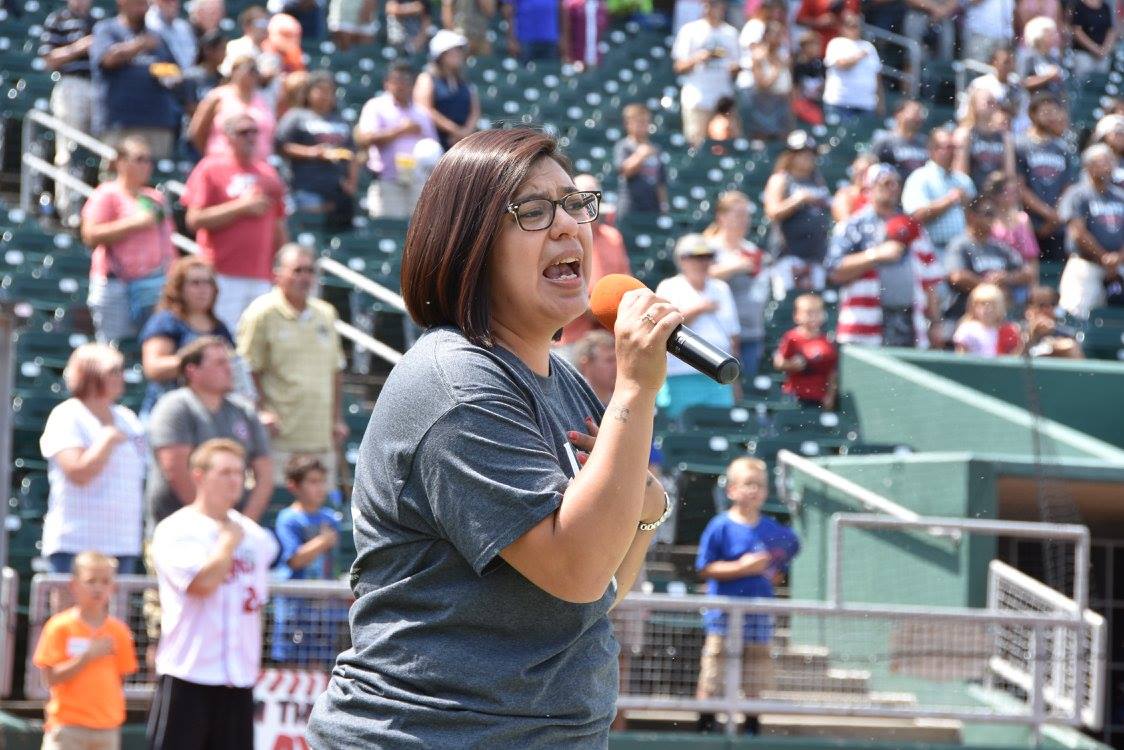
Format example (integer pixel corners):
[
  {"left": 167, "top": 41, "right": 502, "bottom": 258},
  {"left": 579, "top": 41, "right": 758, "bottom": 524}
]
[
  {"left": 900, "top": 172, "right": 928, "bottom": 215},
  {"left": 152, "top": 523, "right": 211, "bottom": 592},
  {"left": 40, "top": 402, "right": 88, "bottom": 459},
  {"left": 274, "top": 510, "right": 305, "bottom": 567},
  {"left": 1058, "top": 185, "right": 1086, "bottom": 224},
  {"left": 80, "top": 185, "right": 122, "bottom": 228},
  {"left": 695, "top": 518, "right": 726, "bottom": 571},
  {"left": 612, "top": 139, "right": 630, "bottom": 169},
  {"left": 32, "top": 619, "right": 67, "bottom": 669},
  {"left": 181, "top": 160, "right": 213, "bottom": 210},
  {"left": 823, "top": 37, "right": 847, "bottom": 67},
  {"left": 235, "top": 305, "right": 269, "bottom": 372},
  {"left": 138, "top": 311, "right": 183, "bottom": 345},
  {"left": 415, "top": 399, "right": 568, "bottom": 575},
  {"left": 111, "top": 620, "right": 138, "bottom": 676},
  {"left": 356, "top": 98, "right": 380, "bottom": 135},
  {"left": 824, "top": 218, "right": 862, "bottom": 272},
  {"left": 778, "top": 330, "right": 797, "bottom": 359},
  {"left": 671, "top": 24, "right": 693, "bottom": 61},
  {"left": 274, "top": 109, "right": 303, "bottom": 149},
  {"left": 147, "top": 393, "right": 195, "bottom": 450}
]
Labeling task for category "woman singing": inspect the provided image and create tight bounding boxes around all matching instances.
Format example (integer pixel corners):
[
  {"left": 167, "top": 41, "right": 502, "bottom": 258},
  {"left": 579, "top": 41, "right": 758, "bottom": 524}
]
[{"left": 307, "top": 127, "right": 675, "bottom": 747}]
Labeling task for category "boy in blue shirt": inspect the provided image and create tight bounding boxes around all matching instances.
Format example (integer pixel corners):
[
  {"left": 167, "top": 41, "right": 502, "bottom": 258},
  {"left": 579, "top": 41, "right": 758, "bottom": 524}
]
[
  {"left": 695, "top": 456, "right": 800, "bottom": 733},
  {"left": 271, "top": 455, "right": 346, "bottom": 665}
]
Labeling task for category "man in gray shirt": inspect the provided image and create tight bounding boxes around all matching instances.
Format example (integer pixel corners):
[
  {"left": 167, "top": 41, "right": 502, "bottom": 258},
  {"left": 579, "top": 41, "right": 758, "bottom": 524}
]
[{"left": 146, "top": 335, "right": 273, "bottom": 525}]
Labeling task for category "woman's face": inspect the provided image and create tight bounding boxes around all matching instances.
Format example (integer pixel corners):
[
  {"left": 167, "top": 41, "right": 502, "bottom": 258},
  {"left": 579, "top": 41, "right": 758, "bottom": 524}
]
[
  {"left": 308, "top": 81, "right": 335, "bottom": 113},
  {"left": 117, "top": 144, "right": 153, "bottom": 187},
  {"left": 439, "top": 47, "right": 465, "bottom": 71},
  {"left": 791, "top": 150, "right": 816, "bottom": 177},
  {"left": 182, "top": 267, "right": 217, "bottom": 315},
  {"left": 231, "top": 59, "right": 256, "bottom": 86},
  {"left": 718, "top": 198, "right": 749, "bottom": 235},
  {"left": 488, "top": 158, "right": 594, "bottom": 340},
  {"left": 99, "top": 364, "right": 125, "bottom": 403}
]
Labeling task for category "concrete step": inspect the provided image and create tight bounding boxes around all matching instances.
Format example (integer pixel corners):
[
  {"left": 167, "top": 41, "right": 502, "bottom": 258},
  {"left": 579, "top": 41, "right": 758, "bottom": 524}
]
[
  {"left": 760, "top": 714, "right": 963, "bottom": 743},
  {"left": 758, "top": 690, "right": 918, "bottom": 708},
  {"left": 774, "top": 644, "right": 830, "bottom": 673},
  {"left": 774, "top": 667, "right": 871, "bottom": 693}
]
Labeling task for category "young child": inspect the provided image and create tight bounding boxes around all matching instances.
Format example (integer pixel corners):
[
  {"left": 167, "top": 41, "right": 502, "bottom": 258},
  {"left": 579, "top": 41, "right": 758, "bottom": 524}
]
[
  {"left": 774, "top": 293, "right": 839, "bottom": 409},
  {"left": 32, "top": 551, "right": 138, "bottom": 750},
  {"left": 695, "top": 457, "right": 800, "bottom": 734},
  {"left": 953, "top": 283, "right": 1022, "bottom": 357},
  {"left": 1023, "top": 285, "right": 1084, "bottom": 359},
  {"left": 613, "top": 103, "right": 669, "bottom": 217},
  {"left": 271, "top": 455, "right": 344, "bottom": 665}
]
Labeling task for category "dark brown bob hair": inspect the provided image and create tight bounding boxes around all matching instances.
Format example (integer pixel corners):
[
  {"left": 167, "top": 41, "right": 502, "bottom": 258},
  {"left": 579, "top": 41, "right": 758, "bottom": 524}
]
[{"left": 401, "top": 127, "right": 571, "bottom": 346}]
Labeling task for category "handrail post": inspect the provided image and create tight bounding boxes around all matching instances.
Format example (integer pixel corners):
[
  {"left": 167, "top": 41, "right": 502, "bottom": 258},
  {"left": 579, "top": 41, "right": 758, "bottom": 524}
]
[{"left": 20, "top": 114, "right": 35, "bottom": 215}]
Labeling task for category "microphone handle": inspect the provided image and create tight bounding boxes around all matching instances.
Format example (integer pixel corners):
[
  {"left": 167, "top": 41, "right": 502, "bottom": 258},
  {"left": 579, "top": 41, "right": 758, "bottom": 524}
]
[{"left": 666, "top": 324, "right": 742, "bottom": 385}]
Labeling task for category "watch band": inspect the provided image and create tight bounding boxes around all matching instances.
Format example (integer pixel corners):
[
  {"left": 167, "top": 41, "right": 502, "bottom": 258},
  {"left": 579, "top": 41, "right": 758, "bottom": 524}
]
[{"left": 638, "top": 490, "right": 673, "bottom": 532}]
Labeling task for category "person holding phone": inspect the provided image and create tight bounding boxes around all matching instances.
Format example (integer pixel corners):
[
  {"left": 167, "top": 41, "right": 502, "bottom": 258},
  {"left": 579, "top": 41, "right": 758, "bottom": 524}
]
[{"left": 80, "top": 135, "right": 175, "bottom": 343}]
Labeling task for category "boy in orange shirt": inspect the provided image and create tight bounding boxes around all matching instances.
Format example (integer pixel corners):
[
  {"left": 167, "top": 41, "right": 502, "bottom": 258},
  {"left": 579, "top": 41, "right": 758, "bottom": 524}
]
[{"left": 33, "top": 551, "right": 137, "bottom": 750}]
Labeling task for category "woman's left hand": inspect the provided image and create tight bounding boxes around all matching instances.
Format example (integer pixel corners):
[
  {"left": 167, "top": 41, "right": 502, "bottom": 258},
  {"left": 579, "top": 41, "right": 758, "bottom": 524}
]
[{"left": 568, "top": 417, "right": 667, "bottom": 523}]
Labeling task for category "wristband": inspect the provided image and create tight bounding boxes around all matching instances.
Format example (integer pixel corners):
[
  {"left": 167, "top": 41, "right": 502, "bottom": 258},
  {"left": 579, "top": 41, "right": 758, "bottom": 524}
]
[{"left": 639, "top": 490, "right": 673, "bottom": 532}]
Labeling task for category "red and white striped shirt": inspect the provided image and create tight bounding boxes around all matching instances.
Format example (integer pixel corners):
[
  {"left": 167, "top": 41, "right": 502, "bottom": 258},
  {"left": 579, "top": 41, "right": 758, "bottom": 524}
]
[{"left": 825, "top": 206, "right": 945, "bottom": 347}]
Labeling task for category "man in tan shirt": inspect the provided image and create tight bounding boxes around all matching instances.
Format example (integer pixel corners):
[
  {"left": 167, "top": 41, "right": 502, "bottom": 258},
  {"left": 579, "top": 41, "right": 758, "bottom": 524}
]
[{"left": 237, "top": 243, "right": 348, "bottom": 486}]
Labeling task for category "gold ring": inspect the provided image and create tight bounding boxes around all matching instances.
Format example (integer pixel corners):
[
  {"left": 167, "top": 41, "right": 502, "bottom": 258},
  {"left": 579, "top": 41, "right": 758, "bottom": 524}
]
[{"left": 641, "top": 313, "right": 655, "bottom": 326}]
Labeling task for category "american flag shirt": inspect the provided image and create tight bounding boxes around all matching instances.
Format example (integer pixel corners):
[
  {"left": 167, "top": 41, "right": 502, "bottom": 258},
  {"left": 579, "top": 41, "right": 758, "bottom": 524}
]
[{"left": 825, "top": 205, "right": 945, "bottom": 347}]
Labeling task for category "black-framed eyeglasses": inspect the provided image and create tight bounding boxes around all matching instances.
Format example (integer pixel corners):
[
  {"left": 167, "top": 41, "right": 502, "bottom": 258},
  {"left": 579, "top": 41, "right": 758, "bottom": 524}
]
[{"left": 507, "top": 190, "right": 601, "bottom": 231}]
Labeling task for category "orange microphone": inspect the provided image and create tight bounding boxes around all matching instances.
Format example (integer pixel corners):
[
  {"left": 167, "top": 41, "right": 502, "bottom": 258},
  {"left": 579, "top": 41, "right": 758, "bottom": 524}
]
[{"left": 590, "top": 274, "right": 741, "bottom": 385}]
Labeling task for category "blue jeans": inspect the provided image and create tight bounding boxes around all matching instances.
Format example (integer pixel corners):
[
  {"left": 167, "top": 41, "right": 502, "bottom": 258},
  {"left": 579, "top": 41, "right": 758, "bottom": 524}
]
[{"left": 47, "top": 552, "right": 140, "bottom": 575}]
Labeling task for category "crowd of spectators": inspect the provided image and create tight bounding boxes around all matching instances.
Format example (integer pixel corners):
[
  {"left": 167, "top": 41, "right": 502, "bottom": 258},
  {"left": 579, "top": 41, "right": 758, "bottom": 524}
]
[{"left": 22, "top": 0, "right": 1124, "bottom": 740}]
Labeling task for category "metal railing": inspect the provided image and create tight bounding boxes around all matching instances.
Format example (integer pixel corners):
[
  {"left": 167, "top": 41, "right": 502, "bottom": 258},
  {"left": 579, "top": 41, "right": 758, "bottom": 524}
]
[
  {"left": 863, "top": 23, "right": 922, "bottom": 99},
  {"left": 988, "top": 560, "right": 1106, "bottom": 729},
  {"left": 20, "top": 514, "right": 1104, "bottom": 740},
  {"left": 1, "top": 567, "right": 17, "bottom": 698},
  {"left": 18, "top": 108, "right": 405, "bottom": 365}
]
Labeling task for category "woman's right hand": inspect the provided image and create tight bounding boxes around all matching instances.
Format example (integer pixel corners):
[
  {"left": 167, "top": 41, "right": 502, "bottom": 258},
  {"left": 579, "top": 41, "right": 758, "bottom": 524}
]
[{"left": 613, "top": 289, "right": 681, "bottom": 394}]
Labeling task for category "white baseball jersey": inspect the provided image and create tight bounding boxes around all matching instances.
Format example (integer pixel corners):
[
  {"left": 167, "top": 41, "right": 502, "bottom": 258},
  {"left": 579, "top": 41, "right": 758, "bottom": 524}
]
[{"left": 152, "top": 507, "right": 279, "bottom": 687}]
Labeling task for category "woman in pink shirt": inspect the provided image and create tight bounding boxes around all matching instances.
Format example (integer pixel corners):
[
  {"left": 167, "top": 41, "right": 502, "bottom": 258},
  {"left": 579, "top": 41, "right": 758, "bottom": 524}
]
[
  {"left": 983, "top": 171, "right": 1040, "bottom": 285},
  {"left": 188, "top": 52, "right": 276, "bottom": 161},
  {"left": 80, "top": 136, "right": 175, "bottom": 343}
]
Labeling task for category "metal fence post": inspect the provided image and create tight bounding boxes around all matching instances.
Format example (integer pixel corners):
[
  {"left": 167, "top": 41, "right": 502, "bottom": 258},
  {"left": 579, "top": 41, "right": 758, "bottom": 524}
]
[
  {"left": 1030, "top": 624, "right": 1046, "bottom": 747},
  {"left": 724, "top": 608, "right": 744, "bottom": 737}
]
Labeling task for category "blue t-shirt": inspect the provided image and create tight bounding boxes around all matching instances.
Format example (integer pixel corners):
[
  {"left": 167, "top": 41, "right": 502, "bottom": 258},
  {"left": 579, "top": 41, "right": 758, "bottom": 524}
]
[
  {"left": 137, "top": 310, "right": 234, "bottom": 416},
  {"left": 90, "top": 17, "right": 179, "bottom": 132},
  {"left": 274, "top": 506, "right": 340, "bottom": 580},
  {"left": 511, "top": 0, "right": 560, "bottom": 44},
  {"left": 696, "top": 513, "right": 800, "bottom": 641}
]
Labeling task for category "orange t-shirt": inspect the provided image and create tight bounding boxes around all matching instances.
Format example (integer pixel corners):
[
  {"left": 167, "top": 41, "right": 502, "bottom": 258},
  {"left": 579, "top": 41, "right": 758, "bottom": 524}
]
[{"left": 32, "top": 608, "right": 137, "bottom": 729}]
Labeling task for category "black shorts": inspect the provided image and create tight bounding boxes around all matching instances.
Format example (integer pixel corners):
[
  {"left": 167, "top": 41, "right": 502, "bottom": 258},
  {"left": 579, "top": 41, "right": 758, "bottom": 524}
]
[{"left": 146, "top": 675, "right": 254, "bottom": 750}]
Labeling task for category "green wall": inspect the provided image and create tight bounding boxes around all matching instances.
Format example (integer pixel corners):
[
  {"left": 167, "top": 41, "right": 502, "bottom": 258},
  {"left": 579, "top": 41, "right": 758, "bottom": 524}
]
[
  {"left": 886, "top": 350, "right": 1124, "bottom": 450},
  {"left": 839, "top": 347, "right": 1124, "bottom": 464},
  {"left": 787, "top": 454, "right": 997, "bottom": 608}
]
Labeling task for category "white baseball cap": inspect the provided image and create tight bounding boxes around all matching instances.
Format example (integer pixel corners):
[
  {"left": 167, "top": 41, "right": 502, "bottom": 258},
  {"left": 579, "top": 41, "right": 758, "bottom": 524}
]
[{"left": 430, "top": 30, "right": 467, "bottom": 61}]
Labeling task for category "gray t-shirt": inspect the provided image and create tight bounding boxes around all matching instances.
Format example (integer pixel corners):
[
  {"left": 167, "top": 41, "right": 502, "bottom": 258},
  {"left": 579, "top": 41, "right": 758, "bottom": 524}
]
[
  {"left": 145, "top": 387, "right": 270, "bottom": 524},
  {"left": 943, "top": 234, "right": 1024, "bottom": 319},
  {"left": 307, "top": 327, "right": 618, "bottom": 749},
  {"left": 1058, "top": 178, "right": 1124, "bottom": 257}
]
